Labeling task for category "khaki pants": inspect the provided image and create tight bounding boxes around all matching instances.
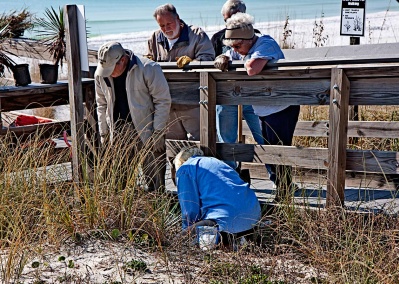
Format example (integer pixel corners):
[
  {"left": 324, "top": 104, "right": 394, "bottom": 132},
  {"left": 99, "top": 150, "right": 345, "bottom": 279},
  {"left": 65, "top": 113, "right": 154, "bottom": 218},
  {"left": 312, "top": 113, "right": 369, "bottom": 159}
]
[{"left": 166, "top": 106, "right": 200, "bottom": 141}]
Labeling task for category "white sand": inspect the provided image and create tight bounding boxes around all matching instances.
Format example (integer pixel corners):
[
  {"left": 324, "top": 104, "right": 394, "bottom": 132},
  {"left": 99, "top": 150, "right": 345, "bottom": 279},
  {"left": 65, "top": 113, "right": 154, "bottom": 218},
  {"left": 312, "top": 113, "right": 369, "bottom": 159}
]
[{"left": 87, "top": 11, "right": 399, "bottom": 54}]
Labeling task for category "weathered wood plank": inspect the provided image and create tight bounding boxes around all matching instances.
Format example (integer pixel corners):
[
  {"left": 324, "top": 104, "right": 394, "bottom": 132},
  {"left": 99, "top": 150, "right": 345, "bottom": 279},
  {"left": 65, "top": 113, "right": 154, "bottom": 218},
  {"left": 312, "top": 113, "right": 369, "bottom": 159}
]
[
  {"left": 163, "top": 72, "right": 200, "bottom": 81},
  {"left": 342, "top": 64, "right": 399, "bottom": 78},
  {"left": 346, "top": 150, "right": 399, "bottom": 174},
  {"left": 0, "top": 81, "right": 93, "bottom": 111},
  {"left": 216, "top": 79, "right": 331, "bottom": 105},
  {"left": 211, "top": 68, "right": 333, "bottom": 80},
  {"left": 199, "top": 72, "right": 217, "bottom": 156},
  {"left": 242, "top": 120, "right": 399, "bottom": 138},
  {"left": 349, "top": 78, "right": 399, "bottom": 105},
  {"left": 65, "top": 5, "right": 85, "bottom": 182},
  {"left": 347, "top": 121, "right": 399, "bottom": 138},
  {"left": 0, "top": 121, "right": 70, "bottom": 139},
  {"left": 283, "top": 42, "right": 399, "bottom": 65},
  {"left": 327, "top": 68, "right": 350, "bottom": 207},
  {"left": 216, "top": 143, "right": 329, "bottom": 169},
  {"left": 165, "top": 140, "right": 399, "bottom": 175},
  {"left": 168, "top": 82, "right": 200, "bottom": 105},
  {"left": 241, "top": 163, "right": 399, "bottom": 191}
]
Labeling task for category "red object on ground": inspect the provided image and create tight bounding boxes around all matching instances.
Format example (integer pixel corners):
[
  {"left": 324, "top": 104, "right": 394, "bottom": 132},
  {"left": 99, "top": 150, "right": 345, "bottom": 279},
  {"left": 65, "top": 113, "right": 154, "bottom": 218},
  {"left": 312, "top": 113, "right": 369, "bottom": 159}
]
[{"left": 14, "top": 114, "right": 52, "bottom": 126}]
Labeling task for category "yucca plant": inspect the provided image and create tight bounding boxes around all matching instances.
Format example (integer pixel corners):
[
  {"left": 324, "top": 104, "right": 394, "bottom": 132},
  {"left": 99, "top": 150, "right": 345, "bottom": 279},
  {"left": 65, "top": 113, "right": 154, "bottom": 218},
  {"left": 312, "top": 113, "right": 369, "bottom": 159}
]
[
  {"left": 34, "top": 7, "right": 66, "bottom": 84},
  {"left": 0, "top": 8, "right": 34, "bottom": 38},
  {"left": 34, "top": 6, "right": 66, "bottom": 67},
  {"left": 0, "top": 24, "right": 17, "bottom": 77},
  {"left": 0, "top": 24, "right": 31, "bottom": 87}
]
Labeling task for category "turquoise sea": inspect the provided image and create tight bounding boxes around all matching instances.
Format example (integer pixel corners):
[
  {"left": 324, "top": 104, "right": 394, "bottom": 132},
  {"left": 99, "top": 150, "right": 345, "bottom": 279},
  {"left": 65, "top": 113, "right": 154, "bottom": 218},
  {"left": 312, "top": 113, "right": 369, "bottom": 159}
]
[{"left": 1, "top": 0, "right": 398, "bottom": 36}]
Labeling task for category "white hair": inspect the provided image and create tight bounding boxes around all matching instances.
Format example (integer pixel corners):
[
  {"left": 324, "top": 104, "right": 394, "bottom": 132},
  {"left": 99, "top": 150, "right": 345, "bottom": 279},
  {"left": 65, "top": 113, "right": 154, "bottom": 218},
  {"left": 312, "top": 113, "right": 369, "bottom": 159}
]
[
  {"left": 221, "top": 0, "right": 246, "bottom": 17},
  {"left": 173, "top": 147, "right": 204, "bottom": 171},
  {"left": 225, "top": 12, "right": 254, "bottom": 29}
]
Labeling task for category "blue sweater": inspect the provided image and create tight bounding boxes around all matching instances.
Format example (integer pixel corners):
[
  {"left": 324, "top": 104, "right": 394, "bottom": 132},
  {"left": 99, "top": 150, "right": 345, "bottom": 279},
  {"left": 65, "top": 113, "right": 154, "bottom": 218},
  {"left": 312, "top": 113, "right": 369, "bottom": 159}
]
[{"left": 176, "top": 156, "right": 261, "bottom": 233}]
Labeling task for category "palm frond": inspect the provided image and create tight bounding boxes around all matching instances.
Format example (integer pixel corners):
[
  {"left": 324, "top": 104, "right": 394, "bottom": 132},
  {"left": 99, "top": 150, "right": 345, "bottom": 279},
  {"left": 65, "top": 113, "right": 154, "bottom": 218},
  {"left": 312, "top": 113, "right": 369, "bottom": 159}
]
[
  {"left": 0, "top": 24, "right": 17, "bottom": 75},
  {"left": 34, "top": 6, "right": 66, "bottom": 66}
]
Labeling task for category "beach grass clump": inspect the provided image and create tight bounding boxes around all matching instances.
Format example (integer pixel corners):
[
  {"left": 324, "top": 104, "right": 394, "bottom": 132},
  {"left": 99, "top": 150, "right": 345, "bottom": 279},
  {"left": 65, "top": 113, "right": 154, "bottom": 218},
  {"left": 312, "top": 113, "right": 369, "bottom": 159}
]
[
  {"left": 270, "top": 206, "right": 399, "bottom": 284},
  {"left": 0, "top": 127, "right": 180, "bottom": 282},
  {"left": 1, "top": 124, "right": 399, "bottom": 282}
]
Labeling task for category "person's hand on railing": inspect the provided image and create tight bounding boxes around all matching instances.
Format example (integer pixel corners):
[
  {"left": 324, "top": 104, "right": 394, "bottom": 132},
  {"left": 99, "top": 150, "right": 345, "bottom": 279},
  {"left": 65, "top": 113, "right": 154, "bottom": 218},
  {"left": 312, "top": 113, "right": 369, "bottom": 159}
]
[
  {"left": 143, "top": 54, "right": 154, "bottom": 61},
  {"left": 176, "top": 55, "right": 193, "bottom": 68},
  {"left": 214, "top": 55, "right": 230, "bottom": 72}
]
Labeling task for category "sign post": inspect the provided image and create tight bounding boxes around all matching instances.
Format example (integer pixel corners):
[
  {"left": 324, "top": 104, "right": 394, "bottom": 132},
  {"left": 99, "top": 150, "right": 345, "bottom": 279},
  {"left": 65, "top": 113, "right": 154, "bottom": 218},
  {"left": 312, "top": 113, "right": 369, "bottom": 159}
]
[{"left": 340, "top": 0, "right": 366, "bottom": 134}]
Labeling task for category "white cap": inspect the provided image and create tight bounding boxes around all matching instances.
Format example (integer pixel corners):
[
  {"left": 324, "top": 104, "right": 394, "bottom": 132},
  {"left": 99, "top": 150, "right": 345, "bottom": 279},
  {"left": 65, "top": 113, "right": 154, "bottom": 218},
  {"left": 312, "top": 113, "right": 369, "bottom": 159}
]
[{"left": 96, "top": 41, "right": 125, "bottom": 77}]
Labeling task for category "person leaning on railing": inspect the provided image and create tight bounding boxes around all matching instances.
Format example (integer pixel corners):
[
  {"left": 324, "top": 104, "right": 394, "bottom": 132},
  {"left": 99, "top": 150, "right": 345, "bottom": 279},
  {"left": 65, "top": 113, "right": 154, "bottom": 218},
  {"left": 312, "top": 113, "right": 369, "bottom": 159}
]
[
  {"left": 214, "top": 12, "right": 300, "bottom": 202},
  {"left": 211, "top": 0, "right": 264, "bottom": 171}
]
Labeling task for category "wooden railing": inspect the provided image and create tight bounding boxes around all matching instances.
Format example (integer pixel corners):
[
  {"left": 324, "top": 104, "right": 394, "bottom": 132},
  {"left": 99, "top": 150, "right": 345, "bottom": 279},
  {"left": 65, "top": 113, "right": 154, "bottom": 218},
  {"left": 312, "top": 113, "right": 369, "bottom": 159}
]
[
  {"left": 3, "top": 31, "right": 399, "bottom": 208},
  {"left": 161, "top": 56, "right": 399, "bottom": 207}
]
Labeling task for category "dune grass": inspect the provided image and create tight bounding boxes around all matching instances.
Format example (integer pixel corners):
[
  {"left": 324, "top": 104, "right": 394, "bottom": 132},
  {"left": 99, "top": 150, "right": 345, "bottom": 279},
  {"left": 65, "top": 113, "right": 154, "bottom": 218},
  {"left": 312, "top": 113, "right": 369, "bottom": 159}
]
[{"left": 0, "top": 121, "right": 399, "bottom": 283}]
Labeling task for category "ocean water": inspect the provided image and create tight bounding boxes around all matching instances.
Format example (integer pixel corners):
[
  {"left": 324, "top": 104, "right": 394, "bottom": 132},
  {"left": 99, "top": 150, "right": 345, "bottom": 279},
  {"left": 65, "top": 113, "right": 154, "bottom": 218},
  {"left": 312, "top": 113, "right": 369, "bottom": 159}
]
[
  {"left": 2, "top": 0, "right": 399, "bottom": 54},
  {"left": 2, "top": 0, "right": 397, "bottom": 36}
]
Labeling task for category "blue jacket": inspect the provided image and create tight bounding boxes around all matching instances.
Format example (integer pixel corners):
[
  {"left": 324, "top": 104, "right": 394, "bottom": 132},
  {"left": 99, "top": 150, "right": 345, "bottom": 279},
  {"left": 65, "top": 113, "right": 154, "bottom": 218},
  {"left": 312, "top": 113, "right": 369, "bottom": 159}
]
[{"left": 176, "top": 156, "right": 261, "bottom": 233}]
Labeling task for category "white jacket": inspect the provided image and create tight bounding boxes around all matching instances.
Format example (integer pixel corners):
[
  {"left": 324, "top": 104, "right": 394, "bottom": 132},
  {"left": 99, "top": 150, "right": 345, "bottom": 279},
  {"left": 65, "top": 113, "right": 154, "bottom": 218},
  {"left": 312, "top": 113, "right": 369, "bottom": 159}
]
[{"left": 95, "top": 51, "right": 171, "bottom": 143}]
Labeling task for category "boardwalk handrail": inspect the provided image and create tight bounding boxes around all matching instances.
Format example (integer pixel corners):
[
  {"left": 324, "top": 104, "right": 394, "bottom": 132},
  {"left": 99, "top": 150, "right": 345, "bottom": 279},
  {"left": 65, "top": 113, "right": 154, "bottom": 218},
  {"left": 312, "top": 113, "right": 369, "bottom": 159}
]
[
  {"left": 3, "top": 36, "right": 399, "bottom": 207},
  {"left": 159, "top": 49, "right": 399, "bottom": 207}
]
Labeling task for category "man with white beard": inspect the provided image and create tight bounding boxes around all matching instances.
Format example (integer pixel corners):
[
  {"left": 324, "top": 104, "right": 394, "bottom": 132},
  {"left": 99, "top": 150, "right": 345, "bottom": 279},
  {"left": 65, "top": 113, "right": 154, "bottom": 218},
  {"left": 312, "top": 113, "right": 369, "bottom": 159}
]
[{"left": 147, "top": 3, "right": 215, "bottom": 142}]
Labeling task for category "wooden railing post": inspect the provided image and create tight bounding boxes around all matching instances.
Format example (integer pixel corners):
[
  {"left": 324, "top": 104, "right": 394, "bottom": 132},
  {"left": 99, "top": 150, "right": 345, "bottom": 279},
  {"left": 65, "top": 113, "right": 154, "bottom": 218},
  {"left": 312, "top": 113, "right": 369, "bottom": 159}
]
[
  {"left": 327, "top": 68, "right": 350, "bottom": 207},
  {"left": 199, "top": 72, "right": 216, "bottom": 156},
  {"left": 64, "top": 5, "right": 86, "bottom": 182}
]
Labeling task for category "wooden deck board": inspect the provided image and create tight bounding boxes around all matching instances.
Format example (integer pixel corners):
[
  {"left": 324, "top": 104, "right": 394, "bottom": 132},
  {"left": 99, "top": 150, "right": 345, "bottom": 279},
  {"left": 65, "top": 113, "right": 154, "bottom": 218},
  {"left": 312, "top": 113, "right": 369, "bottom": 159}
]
[{"left": 35, "top": 162, "right": 399, "bottom": 214}]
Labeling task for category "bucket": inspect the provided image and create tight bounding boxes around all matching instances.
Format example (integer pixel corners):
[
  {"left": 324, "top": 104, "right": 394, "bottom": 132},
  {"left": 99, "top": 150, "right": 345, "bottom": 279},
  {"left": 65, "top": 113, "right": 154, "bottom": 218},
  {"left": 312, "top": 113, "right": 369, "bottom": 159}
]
[
  {"left": 12, "top": 64, "right": 31, "bottom": 87},
  {"left": 39, "top": 64, "right": 59, "bottom": 84}
]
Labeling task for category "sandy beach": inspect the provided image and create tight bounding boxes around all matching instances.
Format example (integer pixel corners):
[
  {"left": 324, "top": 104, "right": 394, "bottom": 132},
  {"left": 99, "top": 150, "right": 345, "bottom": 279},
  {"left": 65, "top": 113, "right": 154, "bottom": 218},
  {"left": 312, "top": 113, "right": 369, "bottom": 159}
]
[{"left": 87, "top": 10, "right": 399, "bottom": 55}]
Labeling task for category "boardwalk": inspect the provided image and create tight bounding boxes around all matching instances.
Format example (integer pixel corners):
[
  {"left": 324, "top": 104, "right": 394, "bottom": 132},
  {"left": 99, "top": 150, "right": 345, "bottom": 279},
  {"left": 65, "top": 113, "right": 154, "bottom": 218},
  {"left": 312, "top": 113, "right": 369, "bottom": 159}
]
[{"left": 163, "top": 161, "right": 399, "bottom": 214}]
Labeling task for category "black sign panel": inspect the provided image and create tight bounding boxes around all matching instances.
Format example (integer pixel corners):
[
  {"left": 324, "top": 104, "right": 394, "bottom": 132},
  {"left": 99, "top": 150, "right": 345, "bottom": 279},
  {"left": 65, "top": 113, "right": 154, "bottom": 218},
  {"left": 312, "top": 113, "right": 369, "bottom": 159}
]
[{"left": 341, "top": 0, "right": 366, "bottom": 36}]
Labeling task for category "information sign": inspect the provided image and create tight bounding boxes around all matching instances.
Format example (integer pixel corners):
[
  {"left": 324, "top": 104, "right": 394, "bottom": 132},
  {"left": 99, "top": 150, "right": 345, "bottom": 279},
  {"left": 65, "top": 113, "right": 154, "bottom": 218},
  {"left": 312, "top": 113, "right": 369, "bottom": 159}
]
[{"left": 340, "top": 0, "right": 366, "bottom": 36}]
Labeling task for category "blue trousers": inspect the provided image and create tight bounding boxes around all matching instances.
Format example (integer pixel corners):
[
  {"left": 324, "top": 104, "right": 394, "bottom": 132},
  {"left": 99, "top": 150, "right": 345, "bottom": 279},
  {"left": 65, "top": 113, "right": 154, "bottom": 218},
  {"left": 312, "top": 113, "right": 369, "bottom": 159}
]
[
  {"left": 259, "top": 105, "right": 300, "bottom": 186},
  {"left": 216, "top": 104, "right": 263, "bottom": 168}
]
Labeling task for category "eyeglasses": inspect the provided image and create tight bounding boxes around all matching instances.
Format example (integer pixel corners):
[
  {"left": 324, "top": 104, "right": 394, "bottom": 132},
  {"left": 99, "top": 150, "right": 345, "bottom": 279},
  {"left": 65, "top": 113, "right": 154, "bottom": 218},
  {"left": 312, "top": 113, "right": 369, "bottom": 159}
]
[{"left": 231, "top": 43, "right": 242, "bottom": 49}]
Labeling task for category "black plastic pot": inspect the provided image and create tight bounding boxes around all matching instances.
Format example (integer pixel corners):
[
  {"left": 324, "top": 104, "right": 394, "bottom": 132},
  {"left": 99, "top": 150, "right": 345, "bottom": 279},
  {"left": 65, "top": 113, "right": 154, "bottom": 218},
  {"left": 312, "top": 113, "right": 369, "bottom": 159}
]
[
  {"left": 39, "top": 63, "right": 59, "bottom": 84},
  {"left": 12, "top": 64, "right": 31, "bottom": 87}
]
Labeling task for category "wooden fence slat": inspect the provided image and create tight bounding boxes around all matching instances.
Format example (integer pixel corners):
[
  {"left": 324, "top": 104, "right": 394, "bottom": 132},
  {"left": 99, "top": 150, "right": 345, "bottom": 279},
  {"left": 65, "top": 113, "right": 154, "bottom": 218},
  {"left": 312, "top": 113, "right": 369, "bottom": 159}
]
[
  {"left": 64, "top": 5, "right": 85, "bottom": 182},
  {"left": 349, "top": 78, "right": 399, "bottom": 105},
  {"left": 346, "top": 150, "right": 399, "bottom": 174},
  {"left": 242, "top": 120, "right": 399, "bottom": 138},
  {"left": 217, "top": 143, "right": 322, "bottom": 167},
  {"left": 217, "top": 79, "right": 331, "bottom": 106},
  {"left": 241, "top": 162, "right": 399, "bottom": 190},
  {"left": 200, "top": 72, "right": 216, "bottom": 156},
  {"left": 168, "top": 82, "right": 200, "bottom": 105},
  {"left": 327, "top": 68, "right": 350, "bottom": 207}
]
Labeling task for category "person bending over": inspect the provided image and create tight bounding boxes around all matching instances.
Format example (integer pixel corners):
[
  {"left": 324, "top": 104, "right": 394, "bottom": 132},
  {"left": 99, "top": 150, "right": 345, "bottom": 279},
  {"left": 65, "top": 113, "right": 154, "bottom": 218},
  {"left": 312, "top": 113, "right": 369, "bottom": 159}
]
[{"left": 173, "top": 147, "right": 261, "bottom": 245}]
